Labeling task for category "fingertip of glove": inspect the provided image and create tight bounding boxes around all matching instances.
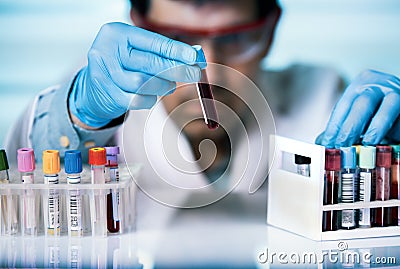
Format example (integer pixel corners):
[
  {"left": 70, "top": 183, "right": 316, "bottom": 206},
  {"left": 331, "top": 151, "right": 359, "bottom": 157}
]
[{"left": 192, "top": 45, "right": 207, "bottom": 69}]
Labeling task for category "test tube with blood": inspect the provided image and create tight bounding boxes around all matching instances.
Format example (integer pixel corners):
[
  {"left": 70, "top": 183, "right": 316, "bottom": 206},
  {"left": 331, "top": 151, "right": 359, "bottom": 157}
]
[{"left": 193, "top": 45, "right": 219, "bottom": 130}]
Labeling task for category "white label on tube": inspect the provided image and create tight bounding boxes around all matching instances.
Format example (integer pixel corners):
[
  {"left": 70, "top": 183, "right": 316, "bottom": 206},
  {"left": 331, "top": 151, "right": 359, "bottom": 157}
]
[
  {"left": 359, "top": 172, "right": 371, "bottom": 202},
  {"left": 22, "top": 175, "right": 34, "bottom": 184},
  {"left": 45, "top": 175, "right": 60, "bottom": 229},
  {"left": 110, "top": 168, "right": 119, "bottom": 182},
  {"left": 69, "top": 191, "right": 81, "bottom": 231},
  {"left": 297, "top": 165, "right": 310, "bottom": 177},
  {"left": 341, "top": 173, "right": 356, "bottom": 228},
  {"left": 342, "top": 210, "right": 356, "bottom": 228},
  {"left": 359, "top": 171, "right": 371, "bottom": 226},
  {"left": 112, "top": 191, "right": 120, "bottom": 221}
]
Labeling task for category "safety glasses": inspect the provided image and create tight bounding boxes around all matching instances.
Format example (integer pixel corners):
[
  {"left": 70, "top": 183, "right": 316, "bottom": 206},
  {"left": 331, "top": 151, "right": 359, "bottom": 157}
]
[{"left": 136, "top": 12, "right": 278, "bottom": 64}]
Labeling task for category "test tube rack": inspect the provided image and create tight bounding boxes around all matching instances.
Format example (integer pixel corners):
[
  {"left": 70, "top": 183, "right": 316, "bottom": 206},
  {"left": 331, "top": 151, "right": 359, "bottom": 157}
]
[
  {"left": 0, "top": 165, "right": 138, "bottom": 237},
  {"left": 267, "top": 135, "right": 400, "bottom": 241}
]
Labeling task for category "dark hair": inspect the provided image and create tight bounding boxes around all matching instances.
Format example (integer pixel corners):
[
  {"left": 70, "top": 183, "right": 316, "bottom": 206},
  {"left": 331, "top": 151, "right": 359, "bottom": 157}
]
[{"left": 130, "top": 0, "right": 278, "bottom": 19}]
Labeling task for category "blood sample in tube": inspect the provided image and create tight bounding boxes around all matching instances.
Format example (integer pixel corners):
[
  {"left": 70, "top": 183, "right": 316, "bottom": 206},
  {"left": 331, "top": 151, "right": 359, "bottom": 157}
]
[{"left": 196, "top": 69, "right": 219, "bottom": 130}]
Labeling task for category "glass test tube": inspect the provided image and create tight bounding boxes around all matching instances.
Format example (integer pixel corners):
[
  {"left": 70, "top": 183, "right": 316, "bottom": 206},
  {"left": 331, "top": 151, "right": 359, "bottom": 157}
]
[
  {"left": 0, "top": 149, "right": 18, "bottom": 235},
  {"left": 89, "top": 147, "right": 107, "bottom": 237},
  {"left": 391, "top": 145, "right": 400, "bottom": 226},
  {"left": 340, "top": 147, "right": 357, "bottom": 229},
  {"left": 65, "top": 150, "right": 83, "bottom": 237},
  {"left": 18, "top": 148, "right": 37, "bottom": 236},
  {"left": 43, "top": 150, "right": 61, "bottom": 236},
  {"left": 323, "top": 149, "right": 340, "bottom": 232},
  {"left": 358, "top": 146, "right": 375, "bottom": 228},
  {"left": 294, "top": 154, "right": 311, "bottom": 177},
  {"left": 372, "top": 145, "right": 392, "bottom": 227},
  {"left": 105, "top": 146, "right": 120, "bottom": 233},
  {"left": 193, "top": 45, "right": 219, "bottom": 130}
]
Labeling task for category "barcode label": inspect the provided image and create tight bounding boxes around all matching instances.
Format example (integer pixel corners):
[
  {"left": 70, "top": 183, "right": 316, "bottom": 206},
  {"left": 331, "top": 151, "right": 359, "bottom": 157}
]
[
  {"left": 341, "top": 173, "right": 355, "bottom": 202},
  {"left": 110, "top": 167, "right": 120, "bottom": 221},
  {"left": 341, "top": 173, "right": 356, "bottom": 227},
  {"left": 342, "top": 210, "right": 356, "bottom": 227},
  {"left": 359, "top": 172, "right": 371, "bottom": 202},
  {"left": 45, "top": 175, "right": 59, "bottom": 184},
  {"left": 48, "top": 190, "right": 60, "bottom": 229},
  {"left": 69, "top": 192, "right": 81, "bottom": 230},
  {"left": 110, "top": 167, "right": 119, "bottom": 182},
  {"left": 359, "top": 171, "right": 371, "bottom": 226},
  {"left": 45, "top": 175, "right": 60, "bottom": 229}
]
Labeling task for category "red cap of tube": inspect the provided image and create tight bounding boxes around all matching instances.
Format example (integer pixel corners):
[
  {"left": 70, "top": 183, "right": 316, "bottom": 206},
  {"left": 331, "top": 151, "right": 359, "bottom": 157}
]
[
  {"left": 88, "top": 147, "right": 106, "bottom": 166},
  {"left": 376, "top": 145, "right": 392, "bottom": 168},
  {"left": 325, "top": 149, "right": 341, "bottom": 171}
]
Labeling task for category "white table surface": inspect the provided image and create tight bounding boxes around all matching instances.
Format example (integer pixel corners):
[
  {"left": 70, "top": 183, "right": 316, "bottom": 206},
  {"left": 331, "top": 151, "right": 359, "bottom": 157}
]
[{"left": 1, "top": 186, "right": 399, "bottom": 268}]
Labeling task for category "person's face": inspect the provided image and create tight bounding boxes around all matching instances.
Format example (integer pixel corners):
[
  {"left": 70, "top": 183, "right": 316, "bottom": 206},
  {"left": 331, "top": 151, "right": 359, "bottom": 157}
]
[{"left": 132, "top": 0, "right": 278, "bottom": 139}]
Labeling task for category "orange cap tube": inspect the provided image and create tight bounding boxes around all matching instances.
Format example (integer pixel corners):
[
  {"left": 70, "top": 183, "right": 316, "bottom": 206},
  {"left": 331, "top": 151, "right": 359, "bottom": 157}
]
[{"left": 42, "top": 150, "right": 60, "bottom": 174}]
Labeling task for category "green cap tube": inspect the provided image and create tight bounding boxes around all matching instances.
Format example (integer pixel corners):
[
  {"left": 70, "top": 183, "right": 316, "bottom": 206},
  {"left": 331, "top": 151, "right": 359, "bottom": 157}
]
[
  {"left": 0, "top": 149, "right": 9, "bottom": 171},
  {"left": 359, "top": 146, "right": 376, "bottom": 169},
  {"left": 391, "top": 145, "right": 400, "bottom": 160}
]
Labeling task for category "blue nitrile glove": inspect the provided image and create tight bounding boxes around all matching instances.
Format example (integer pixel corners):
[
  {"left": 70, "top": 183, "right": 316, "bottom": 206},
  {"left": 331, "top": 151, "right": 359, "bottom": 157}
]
[
  {"left": 69, "top": 22, "right": 203, "bottom": 128},
  {"left": 316, "top": 69, "right": 400, "bottom": 148}
]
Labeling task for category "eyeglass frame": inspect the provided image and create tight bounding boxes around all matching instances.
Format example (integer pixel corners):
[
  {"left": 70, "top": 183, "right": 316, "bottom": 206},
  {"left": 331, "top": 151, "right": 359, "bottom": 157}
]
[{"left": 133, "top": 8, "right": 281, "bottom": 64}]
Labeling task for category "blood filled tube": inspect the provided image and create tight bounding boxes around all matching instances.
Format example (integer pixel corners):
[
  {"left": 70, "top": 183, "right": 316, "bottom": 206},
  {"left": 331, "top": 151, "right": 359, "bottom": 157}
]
[
  {"left": 339, "top": 147, "right": 357, "bottom": 230},
  {"left": 323, "top": 149, "right": 340, "bottom": 232},
  {"left": 105, "top": 146, "right": 120, "bottom": 233},
  {"left": 197, "top": 69, "right": 219, "bottom": 130},
  {"left": 193, "top": 45, "right": 219, "bottom": 130},
  {"left": 372, "top": 145, "right": 392, "bottom": 227},
  {"left": 391, "top": 145, "right": 400, "bottom": 226},
  {"left": 358, "top": 146, "right": 376, "bottom": 228}
]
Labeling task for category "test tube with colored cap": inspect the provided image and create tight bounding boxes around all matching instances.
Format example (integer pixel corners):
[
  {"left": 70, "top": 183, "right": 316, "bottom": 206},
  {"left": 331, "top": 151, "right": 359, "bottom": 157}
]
[
  {"left": 323, "top": 149, "right": 340, "bottom": 232},
  {"left": 372, "top": 145, "right": 392, "bottom": 227},
  {"left": 105, "top": 146, "right": 121, "bottom": 233},
  {"left": 65, "top": 150, "right": 83, "bottom": 237},
  {"left": 0, "top": 149, "right": 18, "bottom": 235},
  {"left": 340, "top": 147, "right": 357, "bottom": 230},
  {"left": 358, "top": 146, "right": 376, "bottom": 228},
  {"left": 193, "top": 45, "right": 219, "bottom": 130},
  {"left": 18, "top": 148, "right": 37, "bottom": 235},
  {"left": 89, "top": 147, "right": 107, "bottom": 236},
  {"left": 390, "top": 145, "right": 400, "bottom": 226},
  {"left": 43, "top": 150, "right": 61, "bottom": 236}
]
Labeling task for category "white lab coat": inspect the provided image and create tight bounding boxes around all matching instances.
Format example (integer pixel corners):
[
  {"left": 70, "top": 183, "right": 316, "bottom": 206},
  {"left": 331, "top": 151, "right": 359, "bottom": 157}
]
[{"left": 115, "top": 64, "right": 344, "bottom": 230}]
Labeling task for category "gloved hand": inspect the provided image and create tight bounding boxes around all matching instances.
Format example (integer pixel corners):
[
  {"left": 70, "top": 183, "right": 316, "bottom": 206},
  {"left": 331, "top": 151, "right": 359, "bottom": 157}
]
[
  {"left": 69, "top": 22, "right": 203, "bottom": 128},
  {"left": 316, "top": 69, "right": 400, "bottom": 148}
]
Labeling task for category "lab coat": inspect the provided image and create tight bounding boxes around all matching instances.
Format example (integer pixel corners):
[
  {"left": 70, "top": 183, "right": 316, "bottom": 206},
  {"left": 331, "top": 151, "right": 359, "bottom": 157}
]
[
  {"left": 4, "top": 63, "right": 343, "bottom": 231},
  {"left": 115, "top": 64, "right": 343, "bottom": 229}
]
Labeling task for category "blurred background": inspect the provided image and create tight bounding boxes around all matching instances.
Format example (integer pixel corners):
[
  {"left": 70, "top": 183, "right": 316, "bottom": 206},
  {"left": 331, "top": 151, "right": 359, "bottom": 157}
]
[{"left": 1, "top": 0, "right": 399, "bottom": 146}]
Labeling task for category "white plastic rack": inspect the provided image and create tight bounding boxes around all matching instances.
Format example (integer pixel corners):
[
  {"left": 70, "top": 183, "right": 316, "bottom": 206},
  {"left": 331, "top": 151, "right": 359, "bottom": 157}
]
[
  {"left": 0, "top": 165, "right": 138, "bottom": 237},
  {"left": 267, "top": 135, "right": 400, "bottom": 241}
]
